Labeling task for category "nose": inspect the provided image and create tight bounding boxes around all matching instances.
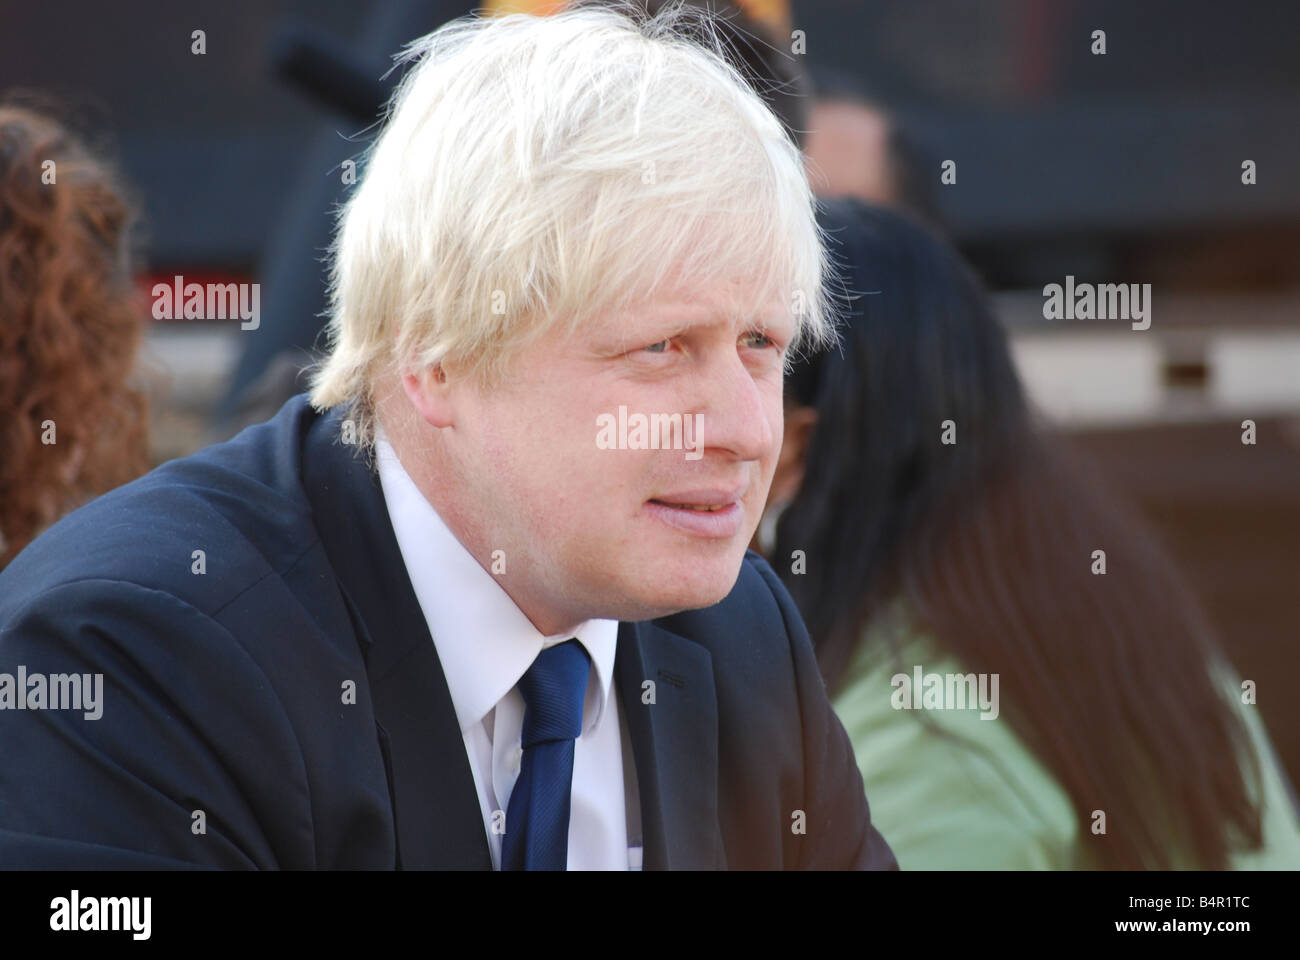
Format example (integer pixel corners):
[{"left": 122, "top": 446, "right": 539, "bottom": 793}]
[{"left": 694, "top": 349, "right": 777, "bottom": 463}]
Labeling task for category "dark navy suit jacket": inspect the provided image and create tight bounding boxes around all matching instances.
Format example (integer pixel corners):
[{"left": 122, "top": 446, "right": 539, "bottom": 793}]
[{"left": 0, "top": 396, "right": 896, "bottom": 870}]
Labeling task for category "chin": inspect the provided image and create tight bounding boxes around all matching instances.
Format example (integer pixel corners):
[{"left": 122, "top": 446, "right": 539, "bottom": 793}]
[
  {"left": 635, "top": 550, "right": 746, "bottom": 615},
  {"left": 580, "top": 534, "right": 750, "bottom": 622}
]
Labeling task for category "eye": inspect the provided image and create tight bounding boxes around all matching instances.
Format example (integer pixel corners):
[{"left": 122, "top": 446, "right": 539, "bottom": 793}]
[
  {"left": 741, "top": 330, "right": 776, "bottom": 350},
  {"left": 643, "top": 339, "right": 670, "bottom": 354}
]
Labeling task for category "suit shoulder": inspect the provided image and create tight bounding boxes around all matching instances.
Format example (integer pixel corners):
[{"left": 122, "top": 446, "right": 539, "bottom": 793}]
[{"left": 0, "top": 396, "right": 322, "bottom": 621}]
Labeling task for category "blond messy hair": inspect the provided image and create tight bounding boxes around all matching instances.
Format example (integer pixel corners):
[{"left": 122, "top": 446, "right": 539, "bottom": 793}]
[{"left": 310, "top": 0, "right": 835, "bottom": 448}]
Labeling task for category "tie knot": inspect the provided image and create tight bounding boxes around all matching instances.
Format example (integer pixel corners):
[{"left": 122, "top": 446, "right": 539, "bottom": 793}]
[{"left": 517, "top": 639, "right": 590, "bottom": 748}]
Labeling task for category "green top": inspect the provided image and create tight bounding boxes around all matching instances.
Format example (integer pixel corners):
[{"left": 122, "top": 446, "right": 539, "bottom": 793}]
[{"left": 832, "top": 604, "right": 1300, "bottom": 869}]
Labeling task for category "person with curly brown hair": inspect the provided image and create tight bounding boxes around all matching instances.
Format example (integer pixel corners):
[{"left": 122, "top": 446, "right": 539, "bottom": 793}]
[{"left": 0, "top": 102, "right": 150, "bottom": 571}]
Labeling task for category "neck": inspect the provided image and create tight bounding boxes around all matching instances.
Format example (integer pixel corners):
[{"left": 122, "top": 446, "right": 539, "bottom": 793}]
[{"left": 377, "top": 403, "right": 587, "bottom": 638}]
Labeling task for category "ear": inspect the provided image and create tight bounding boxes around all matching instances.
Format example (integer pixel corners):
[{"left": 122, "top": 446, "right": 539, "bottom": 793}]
[
  {"left": 769, "top": 404, "right": 818, "bottom": 505},
  {"left": 400, "top": 363, "right": 455, "bottom": 429}
]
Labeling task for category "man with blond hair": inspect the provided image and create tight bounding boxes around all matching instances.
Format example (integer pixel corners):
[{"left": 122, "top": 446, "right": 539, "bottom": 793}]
[{"left": 0, "top": 4, "right": 895, "bottom": 870}]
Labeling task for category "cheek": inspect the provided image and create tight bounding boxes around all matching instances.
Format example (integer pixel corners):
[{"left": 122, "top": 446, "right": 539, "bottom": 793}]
[
  {"left": 764, "top": 395, "right": 785, "bottom": 464},
  {"left": 491, "top": 403, "right": 625, "bottom": 517}
]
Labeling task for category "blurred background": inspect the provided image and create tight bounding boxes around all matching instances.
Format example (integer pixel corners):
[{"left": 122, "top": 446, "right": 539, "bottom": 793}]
[{"left": 3, "top": 0, "right": 1298, "bottom": 784}]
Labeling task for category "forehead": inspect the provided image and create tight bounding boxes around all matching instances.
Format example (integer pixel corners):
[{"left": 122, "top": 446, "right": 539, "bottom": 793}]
[{"left": 596, "top": 278, "right": 792, "bottom": 337}]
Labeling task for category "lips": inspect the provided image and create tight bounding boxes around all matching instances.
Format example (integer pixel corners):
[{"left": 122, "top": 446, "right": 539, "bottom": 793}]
[
  {"left": 649, "top": 488, "right": 746, "bottom": 508},
  {"left": 646, "top": 488, "right": 746, "bottom": 538}
]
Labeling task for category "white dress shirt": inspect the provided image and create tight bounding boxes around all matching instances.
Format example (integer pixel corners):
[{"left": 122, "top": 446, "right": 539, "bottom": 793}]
[{"left": 374, "top": 432, "right": 640, "bottom": 869}]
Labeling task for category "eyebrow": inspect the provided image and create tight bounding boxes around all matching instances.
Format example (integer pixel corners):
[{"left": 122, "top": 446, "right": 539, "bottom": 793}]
[{"left": 592, "top": 305, "right": 791, "bottom": 352}]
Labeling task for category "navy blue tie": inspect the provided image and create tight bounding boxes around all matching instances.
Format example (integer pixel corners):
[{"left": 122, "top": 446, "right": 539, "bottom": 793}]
[{"left": 501, "top": 638, "right": 591, "bottom": 871}]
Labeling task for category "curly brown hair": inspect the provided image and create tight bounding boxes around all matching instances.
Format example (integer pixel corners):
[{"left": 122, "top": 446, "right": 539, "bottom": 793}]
[{"left": 0, "top": 102, "right": 150, "bottom": 571}]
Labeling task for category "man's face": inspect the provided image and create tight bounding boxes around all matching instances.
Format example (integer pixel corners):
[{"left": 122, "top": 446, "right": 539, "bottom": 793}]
[{"left": 424, "top": 278, "right": 791, "bottom": 634}]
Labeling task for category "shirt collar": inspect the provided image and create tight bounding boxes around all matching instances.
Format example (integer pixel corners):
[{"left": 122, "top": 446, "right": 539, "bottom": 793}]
[{"left": 373, "top": 429, "right": 618, "bottom": 737}]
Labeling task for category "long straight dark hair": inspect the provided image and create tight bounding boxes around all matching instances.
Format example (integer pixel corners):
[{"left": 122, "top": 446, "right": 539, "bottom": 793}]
[{"left": 776, "top": 199, "right": 1263, "bottom": 869}]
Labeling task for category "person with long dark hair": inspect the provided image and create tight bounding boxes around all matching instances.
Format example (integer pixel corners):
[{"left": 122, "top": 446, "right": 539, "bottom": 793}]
[{"left": 765, "top": 197, "right": 1300, "bottom": 869}]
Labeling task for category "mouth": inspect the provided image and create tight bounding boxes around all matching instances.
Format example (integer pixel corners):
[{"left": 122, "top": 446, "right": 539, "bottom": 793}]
[
  {"left": 649, "top": 501, "right": 728, "bottom": 512},
  {"left": 645, "top": 490, "right": 746, "bottom": 538}
]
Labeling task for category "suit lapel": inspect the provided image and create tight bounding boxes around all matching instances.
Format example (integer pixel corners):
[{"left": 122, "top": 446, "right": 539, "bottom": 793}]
[
  {"left": 615, "top": 620, "right": 724, "bottom": 869},
  {"left": 302, "top": 407, "right": 491, "bottom": 870}
]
